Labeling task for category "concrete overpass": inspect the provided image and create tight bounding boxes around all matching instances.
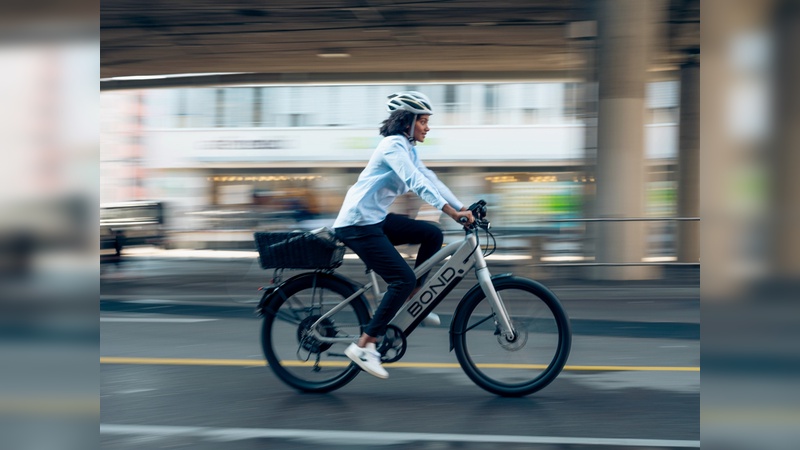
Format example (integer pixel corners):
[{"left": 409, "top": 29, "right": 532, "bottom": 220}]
[{"left": 101, "top": 0, "right": 698, "bottom": 86}]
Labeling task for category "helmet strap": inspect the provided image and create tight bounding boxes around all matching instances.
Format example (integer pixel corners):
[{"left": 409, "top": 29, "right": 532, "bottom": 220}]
[{"left": 406, "top": 115, "right": 417, "bottom": 144}]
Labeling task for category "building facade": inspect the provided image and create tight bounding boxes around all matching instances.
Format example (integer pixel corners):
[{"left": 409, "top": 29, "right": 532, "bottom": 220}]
[{"left": 101, "top": 81, "right": 679, "bottom": 253}]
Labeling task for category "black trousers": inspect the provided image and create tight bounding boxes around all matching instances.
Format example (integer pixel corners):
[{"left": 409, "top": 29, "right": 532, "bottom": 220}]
[{"left": 334, "top": 213, "right": 444, "bottom": 338}]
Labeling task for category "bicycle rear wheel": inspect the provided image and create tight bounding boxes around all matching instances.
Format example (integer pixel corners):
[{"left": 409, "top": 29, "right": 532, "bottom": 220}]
[
  {"left": 261, "top": 272, "right": 371, "bottom": 393},
  {"left": 452, "top": 276, "right": 571, "bottom": 397}
]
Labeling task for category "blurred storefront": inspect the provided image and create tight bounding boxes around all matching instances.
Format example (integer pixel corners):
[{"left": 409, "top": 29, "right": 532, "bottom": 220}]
[{"left": 100, "top": 81, "right": 679, "bottom": 252}]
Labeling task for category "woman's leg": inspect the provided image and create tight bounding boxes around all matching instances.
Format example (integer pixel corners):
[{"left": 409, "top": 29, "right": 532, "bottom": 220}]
[
  {"left": 334, "top": 223, "right": 416, "bottom": 341},
  {"left": 382, "top": 213, "right": 444, "bottom": 286}
]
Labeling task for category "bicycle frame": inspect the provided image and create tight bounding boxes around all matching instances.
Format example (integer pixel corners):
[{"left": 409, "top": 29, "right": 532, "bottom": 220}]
[{"left": 309, "top": 229, "right": 515, "bottom": 344}]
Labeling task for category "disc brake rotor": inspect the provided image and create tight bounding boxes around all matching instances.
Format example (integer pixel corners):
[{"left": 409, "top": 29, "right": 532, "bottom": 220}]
[{"left": 497, "top": 322, "right": 528, "bottom": 351}]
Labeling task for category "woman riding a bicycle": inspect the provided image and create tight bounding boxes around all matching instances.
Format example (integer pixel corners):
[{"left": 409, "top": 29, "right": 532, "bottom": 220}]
[{"left": 333, "top": 91, "right": 474, "bottom": 379}]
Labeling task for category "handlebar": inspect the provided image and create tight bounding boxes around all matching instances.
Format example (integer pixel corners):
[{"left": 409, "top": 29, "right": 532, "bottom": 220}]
[{"left": 462, "top": 200, "right": 490, "bottom": 231}]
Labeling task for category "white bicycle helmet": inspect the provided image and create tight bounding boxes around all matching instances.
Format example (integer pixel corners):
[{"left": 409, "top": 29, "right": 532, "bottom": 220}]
[{"left": 386, "top": 91, "right": 434, "bottom": 115}]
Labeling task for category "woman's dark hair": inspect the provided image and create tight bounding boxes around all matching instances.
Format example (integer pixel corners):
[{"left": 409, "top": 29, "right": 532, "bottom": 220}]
[{"left": 379, "top": 110, "right": 415, "bottom": 137}]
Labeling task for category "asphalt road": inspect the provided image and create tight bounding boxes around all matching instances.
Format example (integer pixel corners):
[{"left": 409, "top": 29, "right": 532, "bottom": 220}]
[{"left": 100, "top": 252, "right": 699, "bottom": 449}]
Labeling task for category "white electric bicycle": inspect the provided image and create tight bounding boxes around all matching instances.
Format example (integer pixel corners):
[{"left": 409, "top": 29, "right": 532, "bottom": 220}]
[{"left": 255, "top": 200, "right": 571, "bottom": 397}]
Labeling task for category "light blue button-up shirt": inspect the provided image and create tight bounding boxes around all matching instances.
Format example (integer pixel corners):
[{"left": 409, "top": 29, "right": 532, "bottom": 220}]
[{"left": 333, "top": 135, "right": 464, "bottom": 228}]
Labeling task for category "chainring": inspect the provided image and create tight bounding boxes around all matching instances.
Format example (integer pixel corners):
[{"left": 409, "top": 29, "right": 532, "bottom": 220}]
[{"left": 378, "top": 325, "right": 407, "bottom": 363}]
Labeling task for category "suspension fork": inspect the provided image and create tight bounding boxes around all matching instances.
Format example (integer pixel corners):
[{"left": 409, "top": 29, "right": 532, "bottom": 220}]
[{"left": 473, "top": 250, "right": 515, "bottom": 340}]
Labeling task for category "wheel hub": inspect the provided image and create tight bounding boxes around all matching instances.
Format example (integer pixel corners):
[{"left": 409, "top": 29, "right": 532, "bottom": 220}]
[
  {"left": 497, "top": 324, "right": 528, "bottom": 351},
  {"left": 297, "top": 315, "right": 336, "bottom": 353}
]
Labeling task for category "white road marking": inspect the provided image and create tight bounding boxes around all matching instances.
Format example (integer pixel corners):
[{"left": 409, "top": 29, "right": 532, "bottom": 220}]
[
  {"left": 100, "top": 424, "right": 700, "bottom": 447},
  {"left": 114, "top": 389, "right": 157, "bottom": 394},
  {"left": 120, "top": 299, "right": 193, "bottom": 304},
  {"left": 100, "top": 318, "right": 217, "bottom": 323}
]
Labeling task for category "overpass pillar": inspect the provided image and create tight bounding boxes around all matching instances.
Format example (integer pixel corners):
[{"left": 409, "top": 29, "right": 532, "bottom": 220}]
[
  {"left": 771, "top": 1, "right": 800, "bottom": 279},
  {"left": 591, "top": 0, "right": 659, "bottom": 280},
  {"left": 677, "top": 55, "right": 700, "bottom": 263}
]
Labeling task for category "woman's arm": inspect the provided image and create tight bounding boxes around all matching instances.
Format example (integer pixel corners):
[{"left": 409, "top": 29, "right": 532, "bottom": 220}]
[
  {"left": 381, "top": 139, "right": 449, "bottom": 210},
  {"left": 442, "top": 204, "right": 474, "bottom": 224},
  {"left": 412, "top": 155, "right": 464, "bottom": 211}
]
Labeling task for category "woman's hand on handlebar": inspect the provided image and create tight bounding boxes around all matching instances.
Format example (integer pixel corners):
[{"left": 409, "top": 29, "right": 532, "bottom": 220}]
[
  {"left": 443, "top": 204, "right": 474, "bottom": 225},
  {"left": 455, "top": 210, "right": 474, "bottom": 225}
]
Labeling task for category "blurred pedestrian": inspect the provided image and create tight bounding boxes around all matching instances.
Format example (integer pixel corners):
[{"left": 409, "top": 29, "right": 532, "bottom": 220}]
[{"left": 333, "top": 91, "right": 474, "bottom": 379}]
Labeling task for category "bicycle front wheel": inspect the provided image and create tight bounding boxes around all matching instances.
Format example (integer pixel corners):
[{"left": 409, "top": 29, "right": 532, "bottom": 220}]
[
  {"left": 261, "top": 272, "right": 371, "bottom": 393},
  {"left": 452, "top": 276, "right": 571, "bottom": 397}
]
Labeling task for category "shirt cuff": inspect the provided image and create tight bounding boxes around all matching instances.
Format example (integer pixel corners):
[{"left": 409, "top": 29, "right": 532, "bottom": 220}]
[{"left": 433, "top": 198, "right": 448, "bottom": 211}]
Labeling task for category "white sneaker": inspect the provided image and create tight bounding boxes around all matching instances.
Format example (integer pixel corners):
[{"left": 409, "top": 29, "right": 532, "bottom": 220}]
[
  {"left": 345, "top": 342, "right": 389, "bottom": 379},
  {"left": 423, "top": 312, "right": 441, "bottom": 326}
]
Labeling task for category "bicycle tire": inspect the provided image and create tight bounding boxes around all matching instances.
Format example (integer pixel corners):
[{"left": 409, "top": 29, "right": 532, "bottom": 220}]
[
  {"left": 451, "top": 276, "right": 571, "bottom": 397},
  {"left": 261, "top": 272, "right": 371, "bottom": 393}
]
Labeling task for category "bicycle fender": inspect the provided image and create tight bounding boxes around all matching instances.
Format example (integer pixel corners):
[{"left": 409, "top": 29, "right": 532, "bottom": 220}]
[
  {"left": 448, "top": 272, "right": 514, "bottom": 351},
  {"left": 255, "top": 284, "right": 280, "bottom": 317}
]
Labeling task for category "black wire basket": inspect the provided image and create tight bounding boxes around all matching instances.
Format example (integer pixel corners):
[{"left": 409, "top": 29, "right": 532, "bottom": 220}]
[{"left": 254, "top": 231, "right": 345, "bottom": 270}]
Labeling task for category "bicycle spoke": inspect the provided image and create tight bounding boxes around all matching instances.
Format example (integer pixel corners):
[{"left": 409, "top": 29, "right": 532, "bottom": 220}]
[
  {"left": 464, "top": 313, "right": 495, "bottom": 333},
  {"left": 273, "top": 309, "right": 304, "bottom": 325},
  {"left": 453, "top": 277, "right": 571, "bottom": 397},
  {"left": 261, "top": 273, "right": 370, "bottom": 393}
]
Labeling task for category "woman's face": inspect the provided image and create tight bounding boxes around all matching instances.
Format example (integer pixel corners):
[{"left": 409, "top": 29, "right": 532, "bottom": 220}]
[{"left": 413, "top": 114, "right": 431, "bottom": 143}]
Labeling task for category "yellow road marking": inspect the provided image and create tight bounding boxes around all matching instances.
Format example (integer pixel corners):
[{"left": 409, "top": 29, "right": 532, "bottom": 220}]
[{"left": 101, "top": 357, "right": 699, "bottom": 372}]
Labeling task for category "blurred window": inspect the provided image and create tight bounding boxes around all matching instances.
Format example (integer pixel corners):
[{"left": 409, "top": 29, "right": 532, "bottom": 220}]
[
  {"left": 133, "top": 82, "right": 595, "bottom": 129},
  {"left": 441, "top": 84, "right": 463, "bottom": 125},
  {"left": 253, "top": 87, "right": 263, "bottom": 126},
  {"left": 563, "top": 82, "right": 581, "bottom": 121},
  {"left": 290, "top": 114, "right": 307, "bottom": 127},
  {"left": 271, "top": 87, "right": 291, "bottom": 127},
  {"left": 215, "top": 89, "right": 224, "bottom": 127},
  {"left": 142, "top": 89, "right": 178, "bottom": 128},
  {"left": 177, "top": 89, "right": 187, "bottom": 127},
  {"left": 484, "top": 84, "right": 498, "bottom": 125},
  {"left": 522, "top": 108, "right": 539, "bottom": 124},
  {"left": 530, "top": 83, "right": 564, "bottom": 124},
  {"left": 258, "top": 87, "right": 278, "bottom": 127},
  {"left": 278, "top": 86, "right": 313, "bottom": 127},
  {"left": 444, "top": 84, "right": 456, "bottom": 107},
  {"left": 184, "top": 88, "right": 215, "bottom": 128},
  {"left": 647, "top": 81, "right": 679, "bottom": 124},
  {"left": 649, "top": 107, "right": 678, "bottom": 124},
  {"left": 221, "top": 87, "right": 255, "bottom": 127},
  {"left": 322, "top": 85, "right": 341, "bottom": 126}
]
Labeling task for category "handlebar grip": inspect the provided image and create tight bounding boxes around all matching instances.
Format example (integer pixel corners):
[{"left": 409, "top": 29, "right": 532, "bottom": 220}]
[{"left": 459, "top": 217, "right": 469, "bottom": 224}]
